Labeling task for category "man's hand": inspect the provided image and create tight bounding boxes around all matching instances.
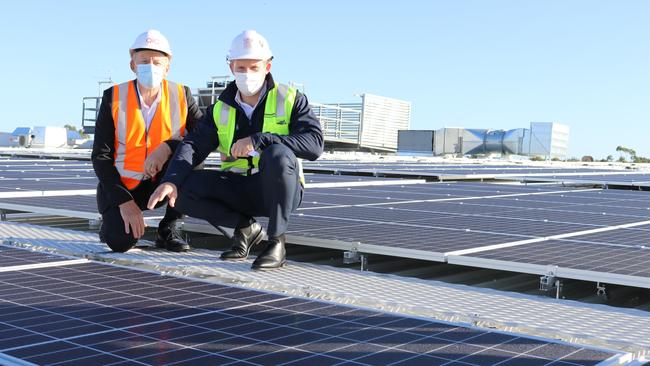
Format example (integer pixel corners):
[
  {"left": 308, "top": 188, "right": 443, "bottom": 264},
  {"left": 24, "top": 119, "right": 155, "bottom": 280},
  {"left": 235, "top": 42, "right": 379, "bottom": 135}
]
[
  {"left": 144, "top": 143, "right": 172, "bottom": 178},
  {"left": 148, "top": 182, "right": 178, "bottom": 210},
  {"left": 119, "top": 200, "right": 145, "bottom": 239},
  {"left": 230, "top": 137, "right": 255, "bottom": 158}
]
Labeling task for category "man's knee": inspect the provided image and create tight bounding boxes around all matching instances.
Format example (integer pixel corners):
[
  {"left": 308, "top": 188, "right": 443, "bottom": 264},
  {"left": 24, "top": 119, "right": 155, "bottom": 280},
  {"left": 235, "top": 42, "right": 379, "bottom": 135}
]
[
  {"left": 260, "top": 144, "right": 297, "bottom": 172},
  {"left": 99, "top": 209, "right": 138, "bottom": 253},
  {"left": 100, "top": 227, "right": 137, "bottom": 253}
]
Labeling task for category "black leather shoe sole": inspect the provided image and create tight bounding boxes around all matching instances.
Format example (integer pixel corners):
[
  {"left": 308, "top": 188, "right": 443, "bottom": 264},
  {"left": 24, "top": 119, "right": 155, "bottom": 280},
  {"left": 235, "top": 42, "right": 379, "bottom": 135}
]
[{"left": 251, "top": 260, "right": 286, "bottom": 271}]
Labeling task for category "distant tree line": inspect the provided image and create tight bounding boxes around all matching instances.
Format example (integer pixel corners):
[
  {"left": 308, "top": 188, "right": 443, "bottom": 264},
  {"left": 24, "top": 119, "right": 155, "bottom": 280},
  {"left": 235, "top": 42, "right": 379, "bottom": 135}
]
[
  {"left": 614, "top": 145, "right": 650, "bottom": 163},
  {"left": 532, "top": 145, "right": 649, "bottom": 163}
]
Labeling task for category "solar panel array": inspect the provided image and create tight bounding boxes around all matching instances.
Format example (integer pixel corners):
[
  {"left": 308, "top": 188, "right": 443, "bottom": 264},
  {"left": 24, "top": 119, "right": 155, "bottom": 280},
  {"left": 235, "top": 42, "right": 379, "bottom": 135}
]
[
  {"left": 2, "top": 158, "right": 650, "bottom": 289},
  {"left": 1, "top": 246, "right": 621, "bottom": 366},
  {"left": 0, "top": 160, "right": 96, "bottom": 195},
  {"left": 0, "top": 246, "right": 68, "bottom": 267},
  {"left": 510, "top": 173, "right": 650, "bottom": 188},
  {"left": 298, "top": 160, "right": 628, "bottom": 180},
  {"left": 0, "top": 160, "right": 418, "bottom": 192},
  {"left": 448, "top": 224, "right": 650, "bottom": 286}
]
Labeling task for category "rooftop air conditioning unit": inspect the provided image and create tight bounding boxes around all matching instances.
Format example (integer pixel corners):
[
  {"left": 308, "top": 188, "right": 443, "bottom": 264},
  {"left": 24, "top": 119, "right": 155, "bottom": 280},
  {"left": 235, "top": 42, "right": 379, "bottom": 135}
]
[{"left": 11, "top": 127, "right": 33, "bottom": 147}]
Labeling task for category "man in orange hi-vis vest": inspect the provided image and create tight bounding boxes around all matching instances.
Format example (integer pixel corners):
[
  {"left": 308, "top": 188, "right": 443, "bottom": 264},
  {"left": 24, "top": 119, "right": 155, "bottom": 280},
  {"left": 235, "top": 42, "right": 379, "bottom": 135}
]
[{"left": 91, "top": 30, "right": 202, "bottom": 253}]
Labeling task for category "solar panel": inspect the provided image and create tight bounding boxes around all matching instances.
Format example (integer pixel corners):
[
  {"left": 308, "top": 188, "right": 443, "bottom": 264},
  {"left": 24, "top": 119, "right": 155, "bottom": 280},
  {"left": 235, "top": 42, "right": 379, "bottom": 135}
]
[
  {"left": 4, "top": 159, "right": 650, "bottom": 289},
  {"left": 302, "top": 174, "right": 408, "bottom": 184},
  {"left": 478, "top": 207, "right": 641, "bottom": 226},
  {"left": 0, "top": 247, "right": 623, "bottom": 365},
  {"left": 512, "top": 173, "right": 650, "bottom": 188},
  {"left": 0, "top": 246, "right": 70, "bottom": 267},
  {"left": 0, "top": 163, "right": 427, "bottom": 194},
  {"left": 0, "top": 170, "right": 95, "bottom": 179},
  {"left": 0, "top": 180, "right": 560, "bottom": 217},
  {"left": 301, "top": 160, "right": 626, "bottom": 180},
  {"left": 449, "top": 239, "right": 650, "bottom": 285},
  {"left": 561, "top": 226, "right": 650, "bottom": 247},
  {"left": 0, "top": 160, "right": 93, "bottom": 170},
  {"left": 0, "top": 178, "right": 98, "bottom": 192},
  {"left": 0, "top": 195, "right": 166, "bottom": 221},
  {"left": 0, "top": 160, "right": 90, "bottom": 167},
  {"left": 298, "top": 182, "right": 572, "bottom": 207},
  {"left": 288, "top": 220, "right": 524, "bottom": 256}
]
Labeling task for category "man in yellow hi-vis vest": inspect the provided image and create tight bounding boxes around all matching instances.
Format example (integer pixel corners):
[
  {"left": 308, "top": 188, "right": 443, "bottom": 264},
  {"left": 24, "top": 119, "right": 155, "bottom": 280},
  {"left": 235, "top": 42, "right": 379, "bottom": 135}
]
[{"left": 149, "top": 30, "right": 323, "bottom": 270}]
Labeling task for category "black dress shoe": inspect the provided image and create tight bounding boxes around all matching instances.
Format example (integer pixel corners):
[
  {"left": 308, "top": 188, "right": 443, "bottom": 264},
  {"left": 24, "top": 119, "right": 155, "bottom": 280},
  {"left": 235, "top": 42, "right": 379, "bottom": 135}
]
[
  {"left": 156, "top": 225, "right": 190, "bottom": 252},
  {"left": 252, "top": 235, "right": 286, "bottom": 270},
  {"left": 220, "top": 221, "right": 266, "bottom": 260}
]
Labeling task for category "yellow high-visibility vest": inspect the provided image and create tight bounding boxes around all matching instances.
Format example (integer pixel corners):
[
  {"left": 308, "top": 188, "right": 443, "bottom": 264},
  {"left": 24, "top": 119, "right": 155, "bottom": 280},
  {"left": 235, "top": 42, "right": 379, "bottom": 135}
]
[{"left": 213, "top": 83, "right": 304, "bottom": 185}]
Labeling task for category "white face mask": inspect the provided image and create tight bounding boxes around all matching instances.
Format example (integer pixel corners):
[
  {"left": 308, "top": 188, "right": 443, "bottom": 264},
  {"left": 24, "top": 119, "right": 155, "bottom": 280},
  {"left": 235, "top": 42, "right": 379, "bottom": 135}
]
[
  {"left": 234, "top": 71, "right": 266, "bottom": 97},
  {"left": 136, "top": 63, "right": 165, "bottom": 89}
]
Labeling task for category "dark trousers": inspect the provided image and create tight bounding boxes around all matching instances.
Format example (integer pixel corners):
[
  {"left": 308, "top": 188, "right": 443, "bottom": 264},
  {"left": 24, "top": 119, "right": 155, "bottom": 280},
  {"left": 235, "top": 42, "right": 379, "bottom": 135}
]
[
  {"left": 174, "top": 144, "right": 302, "bottom": 238},
  {"left": 97, "top": 178, "right": 182, "bottom": 253}
]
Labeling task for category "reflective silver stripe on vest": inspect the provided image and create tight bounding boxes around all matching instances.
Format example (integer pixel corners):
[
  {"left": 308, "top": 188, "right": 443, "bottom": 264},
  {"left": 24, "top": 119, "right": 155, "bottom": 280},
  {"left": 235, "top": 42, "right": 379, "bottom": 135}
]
[
  {"left": 276, "top": 84, "right": 287, "bottom": 119},
  {"left": 219, "top": 102, "right": 230, "bottom": 126},
  {"left": 114, "top": 82, "right": 145, "bottom": 181},
  {"left": 168, "top": 81, "right": 182, "bottom": 139},
  {"left": 225, "top": 166, "right": 259, "bottom": 175}
]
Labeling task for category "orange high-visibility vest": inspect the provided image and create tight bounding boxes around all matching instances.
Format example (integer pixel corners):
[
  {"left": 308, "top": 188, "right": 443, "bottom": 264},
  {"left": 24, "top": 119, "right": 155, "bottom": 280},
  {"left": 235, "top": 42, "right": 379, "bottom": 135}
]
[{"left": 111, "top": 79, "right": 188, "bottom": 190}]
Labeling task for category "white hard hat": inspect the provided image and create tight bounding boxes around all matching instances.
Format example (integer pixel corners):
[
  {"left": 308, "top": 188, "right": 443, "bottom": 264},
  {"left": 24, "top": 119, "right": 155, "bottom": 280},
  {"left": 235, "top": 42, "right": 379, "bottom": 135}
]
[
  {"left": 227, "top": 30, "right": 273, "bottom": 62},
  {"left": 130, "top": 29, "right": 172, "bottom": 57}
]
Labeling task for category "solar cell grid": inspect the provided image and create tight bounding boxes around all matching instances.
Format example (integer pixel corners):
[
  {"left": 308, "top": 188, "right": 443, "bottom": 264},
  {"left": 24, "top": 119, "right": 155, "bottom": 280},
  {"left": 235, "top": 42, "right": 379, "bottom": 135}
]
[
  {"left": 288, "top": 221, "right": 523, "bottom": 253},
  {"left": 533, "top": 204, "right": 650, "bottom": 219},
  {"left": 381, "top": 201, "right": 524, "bottom": 215},
  {"left": 301, "top": 161, "right": 623, "bottom": 180},
  {"left": 300, "top": 183, "right": 574, "bottom": 206},
  {"left": 442, "top": 198, "right": 650, "bottom": 222},
  {"left": 461, "top": 239, "right": 650, "bottom": 279},
  {"left": 3, "top": 160, "right": 650, "bottom": 291},
  {"left": 413, "top": 215, "right": 595, "bottom": 237},
  {"left": 0, "top": 247, "right": 69, "bottom": 267},
  {"left": 460, "top": 197, "right": 575, "bottom": 209},
  {"left": 479, "top": 208, "right": 640, "bottom": 226},
  {"left": 505, "top": 193, "right": 615, "bottom": 203},
  {"left": 517, "top": 174, "right": 650, "bottom": 187},
  {"left": 298, "top": 206, "right": 452, "bottom": 222},
  {"left": 570, "top": 189, "right": 650, "bottom": 197},
  {"left": 0, "top": 171, "right": 95, "bottom": 179},
  {"left": 0, "top": 195, "right": 167, "bottom": 218},
  {"left": 301, "top": 192, "right": 415, "bottom": 206},
  {"left": 0, "top": 250, "right": 620, "bottom": 365},
  {"left": 562, "top": 227, "right": 650, "bottom": 247},
  {"left": 0, "top": 165, "right": 93, "bottom": 171},
  {"left": 303, "top": 174, "right": 407, "bottom": 184},
  {"left": 0, "top": 178, "right": 97, "bottom": 191}
]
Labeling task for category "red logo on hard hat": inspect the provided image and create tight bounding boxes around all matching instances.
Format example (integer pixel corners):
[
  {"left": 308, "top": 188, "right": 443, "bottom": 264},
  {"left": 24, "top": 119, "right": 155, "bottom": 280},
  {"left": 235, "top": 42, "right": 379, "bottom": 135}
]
[{"left": 243, "top": 37, "right": 264, "bottom": 49}]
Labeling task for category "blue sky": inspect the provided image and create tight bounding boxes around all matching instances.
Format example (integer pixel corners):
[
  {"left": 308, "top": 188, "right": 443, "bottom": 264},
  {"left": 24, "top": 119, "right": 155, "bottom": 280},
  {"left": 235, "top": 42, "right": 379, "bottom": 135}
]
[{"left": 1, "top": 0, "right": 648, "bottom": 159}]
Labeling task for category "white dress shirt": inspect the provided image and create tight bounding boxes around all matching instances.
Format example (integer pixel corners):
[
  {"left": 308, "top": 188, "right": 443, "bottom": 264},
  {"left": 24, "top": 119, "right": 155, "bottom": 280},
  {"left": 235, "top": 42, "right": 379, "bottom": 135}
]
[{"left": 136, "top": 84, "right": 161, "bottom": 131}]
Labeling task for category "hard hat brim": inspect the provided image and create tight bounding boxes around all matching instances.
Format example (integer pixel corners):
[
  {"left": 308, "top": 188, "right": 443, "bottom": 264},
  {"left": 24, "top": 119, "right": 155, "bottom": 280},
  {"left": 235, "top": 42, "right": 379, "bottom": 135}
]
[
  {"left": 228, "top": 52, "right": 272, "bottom": 61},
  {"left": 130, "top": 47, "right": 172, "bottom": 57}
]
